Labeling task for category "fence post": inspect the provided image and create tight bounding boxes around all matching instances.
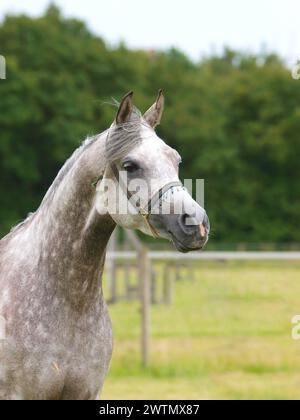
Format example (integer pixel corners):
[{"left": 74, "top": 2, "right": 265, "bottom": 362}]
[
  {"left": 139, "top": 247, "right": 151, "bottom": 367},
  {"left": 151, "top": 267, "right": 157, "bottom": 304}
]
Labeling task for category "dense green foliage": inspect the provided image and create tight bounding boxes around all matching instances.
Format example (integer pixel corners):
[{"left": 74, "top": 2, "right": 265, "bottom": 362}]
[{"left": 0, "top": 5, "right": 299, "bottom": 244}]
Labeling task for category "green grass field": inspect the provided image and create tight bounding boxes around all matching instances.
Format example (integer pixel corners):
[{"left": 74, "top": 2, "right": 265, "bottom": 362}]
[{"left": 101, "top": 261, "right": 300, "bottom": 400}]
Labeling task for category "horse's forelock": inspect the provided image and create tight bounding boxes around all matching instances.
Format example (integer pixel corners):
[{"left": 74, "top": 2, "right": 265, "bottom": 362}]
[{"left": 105, "top": 106, "right": 153, "bottom": 163}]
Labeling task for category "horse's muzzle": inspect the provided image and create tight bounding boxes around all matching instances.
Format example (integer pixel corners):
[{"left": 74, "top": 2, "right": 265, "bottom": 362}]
[{"left": 150, "top": 211, "right": 210, "bottom": 253}]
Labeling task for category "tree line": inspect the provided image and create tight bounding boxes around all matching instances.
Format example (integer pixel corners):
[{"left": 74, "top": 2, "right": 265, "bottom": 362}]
[{"left": 0, "top": 5, "right": 299, "bottom": 245}]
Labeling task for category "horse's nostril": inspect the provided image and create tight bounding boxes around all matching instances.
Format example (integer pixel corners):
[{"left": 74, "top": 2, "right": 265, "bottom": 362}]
[
  {"left": 178, "top": 212, "right": 209, "bottom": 240},
  {"left": 179, "top": 213, "right": 192, "bottom": 229},
  {"left": 180, "top": 213, "right": 187, "bottom": 225}
]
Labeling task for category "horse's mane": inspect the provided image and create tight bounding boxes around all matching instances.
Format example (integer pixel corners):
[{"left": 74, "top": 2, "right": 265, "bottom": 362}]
[
  {"left": 9, "top": 105, "right": 150, "bottom": 235},
  {"left": 9, "top": 134, "right": 102, "bottom": 235}
]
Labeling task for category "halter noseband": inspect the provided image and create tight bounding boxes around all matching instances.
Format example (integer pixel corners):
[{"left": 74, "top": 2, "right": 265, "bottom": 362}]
[{"left": 110, "top": 163, "right": 182, "bottom": 238}]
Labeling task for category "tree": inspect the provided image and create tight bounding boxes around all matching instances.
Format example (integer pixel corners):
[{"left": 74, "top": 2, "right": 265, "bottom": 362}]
[{"left": 0, "top": 6, "right": 299, "bottom": 245}]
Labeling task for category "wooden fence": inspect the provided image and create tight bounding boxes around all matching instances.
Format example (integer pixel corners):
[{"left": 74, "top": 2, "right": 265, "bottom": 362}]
[{"left": 105, "top": 229, "right": 300, "bottom": 367}]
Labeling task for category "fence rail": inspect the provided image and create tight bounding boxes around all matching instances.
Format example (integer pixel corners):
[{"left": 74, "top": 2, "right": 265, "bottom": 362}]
[
  {"left": 107, "top": 251, "right": 300, "bottom": 261},
  {"left": 105, "top": 230, "right": 300, "bottom": 368}
]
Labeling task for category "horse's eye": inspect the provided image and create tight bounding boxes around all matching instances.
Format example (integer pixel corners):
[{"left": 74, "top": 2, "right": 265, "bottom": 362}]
[{"left": 123, "top": 161, "right": 140, "bottom": 174}]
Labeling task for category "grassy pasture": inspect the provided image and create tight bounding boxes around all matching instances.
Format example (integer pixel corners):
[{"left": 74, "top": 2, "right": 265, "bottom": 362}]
[{"left": 101, "top": 261, "right": 300, "bottom": 400}]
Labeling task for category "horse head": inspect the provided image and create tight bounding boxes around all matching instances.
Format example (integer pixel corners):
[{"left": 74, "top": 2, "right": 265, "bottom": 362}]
[{"left": 95, "top": 91, "right": 210, "bottom": 252}]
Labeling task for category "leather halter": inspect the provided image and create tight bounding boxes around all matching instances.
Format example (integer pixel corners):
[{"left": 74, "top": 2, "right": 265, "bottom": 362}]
[{"left": 110, "top": 163, "right": 182, "bottom": 238}]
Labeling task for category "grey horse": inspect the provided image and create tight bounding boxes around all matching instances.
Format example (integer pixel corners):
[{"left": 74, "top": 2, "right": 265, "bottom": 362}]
[{"left": 0, "top": 91, "right": 209, "bottom": 400}]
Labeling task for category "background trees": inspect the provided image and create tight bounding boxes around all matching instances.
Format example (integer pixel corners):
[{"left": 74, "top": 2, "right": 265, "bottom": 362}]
[{"left": 0, "top": 5, "right": 299, "bottom": 246}]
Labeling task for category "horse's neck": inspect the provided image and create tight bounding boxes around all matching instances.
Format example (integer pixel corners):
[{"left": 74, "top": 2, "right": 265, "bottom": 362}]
[{"left": 25, "top": 134, "right": 115, "bottom": 307}]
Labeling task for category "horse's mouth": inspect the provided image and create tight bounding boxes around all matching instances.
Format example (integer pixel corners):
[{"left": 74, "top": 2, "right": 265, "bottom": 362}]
[
  {"left": 168, "top": 231, "right": 204, "bottom": 253},
  {"left": 149, "top": 212, "right": 210, "bottom": 253}
]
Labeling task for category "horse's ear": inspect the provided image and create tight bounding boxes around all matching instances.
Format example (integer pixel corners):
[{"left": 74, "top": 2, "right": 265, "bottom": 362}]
[
  {"left": 143, "top": 89, "right": 165, "bottom": 129},
  {"left": 116, "top": 91, "right": 134, "bottom": 124}
]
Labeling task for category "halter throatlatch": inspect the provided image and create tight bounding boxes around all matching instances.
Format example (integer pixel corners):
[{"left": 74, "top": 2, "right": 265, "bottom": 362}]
[{"left": 110, "top": 163, "right": 182, "bottom": 238}]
